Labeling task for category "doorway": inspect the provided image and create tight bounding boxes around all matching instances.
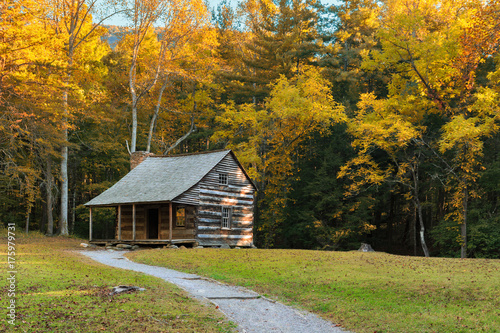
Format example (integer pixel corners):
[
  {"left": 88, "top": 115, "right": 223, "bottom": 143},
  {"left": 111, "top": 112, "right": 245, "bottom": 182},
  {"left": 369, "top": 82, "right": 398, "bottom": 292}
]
[{"left": 147, "top": 208, "right": 159, "bottom": 239}]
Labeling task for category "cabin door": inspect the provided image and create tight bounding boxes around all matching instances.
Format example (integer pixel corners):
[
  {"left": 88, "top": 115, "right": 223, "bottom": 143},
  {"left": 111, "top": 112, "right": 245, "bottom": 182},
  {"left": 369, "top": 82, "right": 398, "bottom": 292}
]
[{"left": 147, "top": 208, "right": 159, "bottom": 239}]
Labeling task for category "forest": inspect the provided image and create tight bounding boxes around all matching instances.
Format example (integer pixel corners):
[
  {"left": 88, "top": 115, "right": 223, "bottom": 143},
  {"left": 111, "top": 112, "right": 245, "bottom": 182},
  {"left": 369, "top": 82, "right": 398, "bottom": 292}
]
[{"left": 1, "top": 0, "right": 500, "bottom": 258}]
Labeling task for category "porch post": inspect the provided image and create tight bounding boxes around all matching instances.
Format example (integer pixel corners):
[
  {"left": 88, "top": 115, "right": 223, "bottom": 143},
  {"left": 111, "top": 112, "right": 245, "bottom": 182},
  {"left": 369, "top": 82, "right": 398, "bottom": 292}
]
[
  {"left": 89, "top": 207, "right": 93, "bottom": 242},
  {"left": 117, "top": 205, "right": 122, "bottom": 241},
  {"left": 169, "top": 202, "right": 173, "bottom": 242},
  {"left": 158, "top": 207, "right": 161, "bottom": 240},
  {"left": 132, "top": 204, "right": 136, "bottom": 241}
]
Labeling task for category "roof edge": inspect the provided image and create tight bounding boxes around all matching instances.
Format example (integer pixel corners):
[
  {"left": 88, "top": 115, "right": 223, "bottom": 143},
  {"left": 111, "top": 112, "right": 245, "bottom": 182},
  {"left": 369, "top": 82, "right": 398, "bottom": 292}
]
[{"left": 149, "top": 149, "right": 232, "bottom": 159}]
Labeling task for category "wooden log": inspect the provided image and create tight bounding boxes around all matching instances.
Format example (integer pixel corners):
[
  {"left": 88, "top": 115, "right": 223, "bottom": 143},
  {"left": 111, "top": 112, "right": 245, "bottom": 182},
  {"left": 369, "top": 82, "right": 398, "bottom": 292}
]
[
  {"left": 198, "top": 210, "right": 222, "bottom": 217},
  {"left": 197, "top": 234, "right": 253, "bottom": 240},
  {"left": 199, "top": 195, "right": 253, "bottom": 205},
  {"left": 117, "top": 205, "right": 121, "bottom": 241},
  {"left": 199, "top": 203, "right": 253, "bottom": 210},
  {"left": 230, "top": 228, "right": 253, "bottom": 232},
  {"left": 199, "top": 188, "right": 254, "bottom": 199},
  {"left": 89, "top": 207, "right": 93, "bottom": 241},
  {"left": 198, "top": 226, "right": 220, "bottom": 230},
  {"left": 198, "top": 229, "right": 253, "bottom": 236},
  {"left": 169, "top": 202, "right": 172, "bottom": 242},
  {"left": 132, "top": 204, "right": 136, "bottom": 241}
]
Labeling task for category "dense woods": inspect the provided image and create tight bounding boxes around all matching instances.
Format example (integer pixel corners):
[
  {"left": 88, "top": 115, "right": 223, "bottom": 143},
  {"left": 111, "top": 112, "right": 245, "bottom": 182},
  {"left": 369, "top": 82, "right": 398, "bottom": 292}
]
[{"left": 2, "top": 0, "right": 500, "bottom": 258}]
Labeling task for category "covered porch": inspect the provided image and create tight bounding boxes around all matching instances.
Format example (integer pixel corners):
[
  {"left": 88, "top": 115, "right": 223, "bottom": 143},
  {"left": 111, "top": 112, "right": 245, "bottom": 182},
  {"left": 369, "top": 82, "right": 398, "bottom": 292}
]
[{"left": 88, "top": 202, "right": 196, "bottom": 245}]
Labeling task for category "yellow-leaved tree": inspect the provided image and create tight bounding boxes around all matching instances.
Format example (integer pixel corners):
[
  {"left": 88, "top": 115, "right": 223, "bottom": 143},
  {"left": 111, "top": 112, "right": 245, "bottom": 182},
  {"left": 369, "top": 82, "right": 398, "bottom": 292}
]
[
  {"left": 119, "top": 0, "right": 215, "bottom": 154},
  {"left": 213, "top": 68, "right": 346, "bottom": 247},
  {"left": 339, "top": 0, "right": 500, "bottom": 257},
  {"left": 41, "top": 0, "right": 120, "bottom": 235}
]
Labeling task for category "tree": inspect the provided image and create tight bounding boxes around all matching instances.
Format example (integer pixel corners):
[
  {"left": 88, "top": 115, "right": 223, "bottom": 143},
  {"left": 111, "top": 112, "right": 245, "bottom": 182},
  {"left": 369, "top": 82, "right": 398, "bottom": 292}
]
[
  {"left": 341, "top": 0, "right": 500, "bottom": 257},
  {"left": 338, "top": 93, "right": 432, "bottom": 256},
  {"left": 216, "top": 0, "right": 323, "bottom": 105},
  {"left": 319, "top": 0, "right": 385, "bottom": 109},
  {"left": 213, "top": 68, "right": 345, "bottom": 247},
  {"left": 43, "top": 0, "right": 122, "bottom": 235},
  {"left": 436, "top": 0, "right": 500, "bottom": 258},
  {"left": 0, "top": 0, "right": 67, "bottom": 233},
  {"left": 121, "top": 0, "right": 213, "bottom": 154}
]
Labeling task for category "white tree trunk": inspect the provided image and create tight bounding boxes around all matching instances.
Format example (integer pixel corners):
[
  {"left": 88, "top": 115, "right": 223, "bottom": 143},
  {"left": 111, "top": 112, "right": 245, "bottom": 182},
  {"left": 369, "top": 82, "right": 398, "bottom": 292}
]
[
  {"left": 60, "top": 92, "right": 69, "bottom": 236},
  {"left": 60, "top": 35, "right": 73, "bottom": 236},
  {"left": 129, "top": 52, "right": 138, "bottom": 153},
  {"left": 146, "top": 75, "right": 169, "bottom": 152},
  {"left": 411, "top": 164, "right": 429, "bottom": 257},
  {"left": 46, "top": 158, "right": 54, "bottom": 236}
]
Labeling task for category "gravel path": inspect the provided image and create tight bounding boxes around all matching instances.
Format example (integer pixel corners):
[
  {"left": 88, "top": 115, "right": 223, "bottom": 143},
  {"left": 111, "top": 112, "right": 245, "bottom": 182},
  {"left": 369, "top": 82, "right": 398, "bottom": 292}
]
[{"left": 80, "top": 250, "right": 349, "bottom": 333}]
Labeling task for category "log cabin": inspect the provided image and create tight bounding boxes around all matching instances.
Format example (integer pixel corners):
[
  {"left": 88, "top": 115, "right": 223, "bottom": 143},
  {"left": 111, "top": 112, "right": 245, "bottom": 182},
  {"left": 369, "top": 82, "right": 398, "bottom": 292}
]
[{"left": 84, "top": 150, "right": 257, "bottom": 247}]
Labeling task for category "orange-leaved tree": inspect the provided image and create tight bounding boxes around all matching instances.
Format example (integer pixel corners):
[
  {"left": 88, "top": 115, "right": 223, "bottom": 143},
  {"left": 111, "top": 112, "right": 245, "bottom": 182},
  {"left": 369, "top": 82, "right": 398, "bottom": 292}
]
[{"left": 0, "top": 0, "right": 67, "bottom": 233}]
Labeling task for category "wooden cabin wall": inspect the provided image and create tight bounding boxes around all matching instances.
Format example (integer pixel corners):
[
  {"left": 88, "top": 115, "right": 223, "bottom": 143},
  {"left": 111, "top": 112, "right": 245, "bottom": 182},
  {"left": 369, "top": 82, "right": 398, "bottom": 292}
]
[
  {"left": 117, "top": 205, "right": 146, "bottom": 240},
  {"left": 196, "top": 154, "right": 255, "bottom": 247},
  {"left": 159, "top": 204, "right": 196, "bottom": 240}
]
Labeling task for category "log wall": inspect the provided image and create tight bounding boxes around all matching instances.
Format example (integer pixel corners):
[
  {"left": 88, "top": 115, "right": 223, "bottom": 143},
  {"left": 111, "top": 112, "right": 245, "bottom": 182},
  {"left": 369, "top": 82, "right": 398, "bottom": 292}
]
[
  {"left": 118, "top": 205, "right": 146, "bottom": 240},
  {"left": 195, "top": 154, "right": 255, "bottom": 247}
]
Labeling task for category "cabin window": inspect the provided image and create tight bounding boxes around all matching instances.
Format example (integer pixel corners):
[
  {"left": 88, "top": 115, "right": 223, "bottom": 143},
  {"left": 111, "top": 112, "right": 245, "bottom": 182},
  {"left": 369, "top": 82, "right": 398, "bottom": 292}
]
[
  {"left": 176, "top": 207, "right": 186, "bottom": 227},
  {"left": 219, "top": 173, "right": 228, "bottom": 185},
  {"left": 221, "top": 207, "right": 232, "bottom": 229}
]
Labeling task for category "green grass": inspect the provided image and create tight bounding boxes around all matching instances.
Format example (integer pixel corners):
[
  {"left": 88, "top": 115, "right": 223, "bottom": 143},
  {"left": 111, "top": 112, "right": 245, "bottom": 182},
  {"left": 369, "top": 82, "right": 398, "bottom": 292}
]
[
  {"left": 127, "top": 248, "right": 500, "bottom": 333},
  {"left": 0, "top": 232, "right": 236, "bottom": 332}
]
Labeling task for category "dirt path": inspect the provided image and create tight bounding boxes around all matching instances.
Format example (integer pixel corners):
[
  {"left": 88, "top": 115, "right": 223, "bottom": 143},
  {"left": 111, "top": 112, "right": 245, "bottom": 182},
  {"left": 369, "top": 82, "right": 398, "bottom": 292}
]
[{"left": 81, "top": 250, "right": 349, "bottom": 333}]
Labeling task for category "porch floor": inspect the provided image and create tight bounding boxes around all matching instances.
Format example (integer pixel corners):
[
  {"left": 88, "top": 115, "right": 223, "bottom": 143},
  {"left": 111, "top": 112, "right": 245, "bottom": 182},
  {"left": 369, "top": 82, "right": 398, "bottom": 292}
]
[{"left": 89, "top": 239, "right": 197, "bottom": 246}]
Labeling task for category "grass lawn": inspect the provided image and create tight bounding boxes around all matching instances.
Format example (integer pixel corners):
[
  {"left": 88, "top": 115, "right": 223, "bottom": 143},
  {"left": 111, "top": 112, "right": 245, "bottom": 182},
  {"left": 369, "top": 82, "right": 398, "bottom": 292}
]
[
  {"left": 127, "top": 248, "right": 500, "bottom": 333},
  {"left": 0, "top": 232, "right": 236, "bottom": 332}
]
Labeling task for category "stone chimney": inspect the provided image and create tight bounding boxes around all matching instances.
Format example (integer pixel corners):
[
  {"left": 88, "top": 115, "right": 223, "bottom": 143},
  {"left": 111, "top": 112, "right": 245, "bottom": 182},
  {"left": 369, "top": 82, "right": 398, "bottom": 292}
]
[{"left": 130, "top": 151, "right": 154, "bottom": 170}]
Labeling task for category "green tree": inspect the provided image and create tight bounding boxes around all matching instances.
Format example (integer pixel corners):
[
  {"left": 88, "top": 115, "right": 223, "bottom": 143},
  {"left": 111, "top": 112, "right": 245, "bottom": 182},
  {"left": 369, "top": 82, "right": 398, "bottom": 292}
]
[
  {"left": 319, "top": 0, "right": 386, "bottom": 109},
  {"left": 216, "top": 0, "right": 323, "bottom": 105}
]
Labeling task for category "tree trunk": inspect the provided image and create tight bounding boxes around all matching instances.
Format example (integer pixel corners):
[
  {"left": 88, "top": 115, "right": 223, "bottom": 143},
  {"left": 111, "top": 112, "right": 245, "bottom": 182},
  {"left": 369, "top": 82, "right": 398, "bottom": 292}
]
[
  {"left": 60, "top": 71, "right": 70, "bottom": 236},
  {"left": 146, "top": 75, "right": 169, "bottom": 152},
  {"left": 413, "top": 205, "right": 417, "bottom": 256},
  {"left": 415, "top": 196, "right": 430, "bottom": 257},
  {"left": 25, "top": 212, "right": 29, "bottom": 234},
  {"left": 40, "top": 199, "right": 47, "bottom": 235},
  {"left": 129, "top": 30, "right": 141, "bottom": 154},
  {"left": 46, "top": 158, "right": 54, "bottom": 236},
  {"left": 411, "top": 164, "right": 430, "bottom": 257},
  {"left": 461, "top": 184, "right": 468, "bottom": 258},
  {"left": 130, "top": 66, "right": 138, "bottom": 153},
  {"left": 71, "top": 189, "right": 76, "bottom": 234},
  {"left": 60, "top": 140, "right": 69, "bottom": 235}
]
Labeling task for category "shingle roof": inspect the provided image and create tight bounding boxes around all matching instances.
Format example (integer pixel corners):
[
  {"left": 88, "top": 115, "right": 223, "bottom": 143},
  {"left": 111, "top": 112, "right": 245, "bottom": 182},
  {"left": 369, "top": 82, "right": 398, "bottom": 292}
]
[{"left": 84, "top": 150, "right": 232, "bottom": 207}]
